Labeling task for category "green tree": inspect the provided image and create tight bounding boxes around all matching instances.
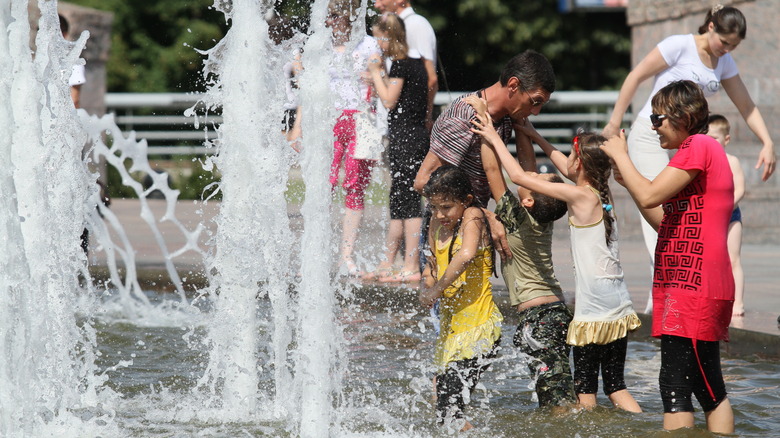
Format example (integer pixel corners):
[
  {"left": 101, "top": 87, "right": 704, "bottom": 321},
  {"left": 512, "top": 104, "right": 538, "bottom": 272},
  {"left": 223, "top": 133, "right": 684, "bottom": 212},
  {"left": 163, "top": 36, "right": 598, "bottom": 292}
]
[
  {"left": 66, "top": 0, "right": 227, "bottom": 92},
  {"left": 66, "top": 0, "right": 630, "bottom": 93},
  {"left": 414, "top": 0, "right": 631, "bottom": 91}
]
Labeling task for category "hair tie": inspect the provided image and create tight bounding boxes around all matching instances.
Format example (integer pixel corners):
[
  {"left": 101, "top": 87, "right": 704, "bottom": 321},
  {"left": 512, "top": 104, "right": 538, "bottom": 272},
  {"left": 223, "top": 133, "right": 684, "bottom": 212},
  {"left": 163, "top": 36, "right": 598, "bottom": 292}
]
[
  {"left": 602, "top": 203, "right": 613, "bottom": 212},
  {"left": 711, "top": 4, "right": 724, "bottom": 14}
]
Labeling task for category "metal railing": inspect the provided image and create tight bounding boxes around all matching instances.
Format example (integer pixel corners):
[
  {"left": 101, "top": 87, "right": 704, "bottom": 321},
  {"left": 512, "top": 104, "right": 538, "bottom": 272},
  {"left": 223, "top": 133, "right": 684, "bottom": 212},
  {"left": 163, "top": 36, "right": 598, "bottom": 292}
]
[{"left": 105, "top": 91, "right": 631, "bottom": 156}]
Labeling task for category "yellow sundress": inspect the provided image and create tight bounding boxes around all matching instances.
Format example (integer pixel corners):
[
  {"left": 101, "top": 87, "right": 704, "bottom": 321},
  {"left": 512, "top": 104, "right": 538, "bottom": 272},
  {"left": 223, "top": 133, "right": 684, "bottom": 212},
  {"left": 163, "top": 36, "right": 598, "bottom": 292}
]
[{"left": 433, "top": 227, "right": 503, "bottom": 372}]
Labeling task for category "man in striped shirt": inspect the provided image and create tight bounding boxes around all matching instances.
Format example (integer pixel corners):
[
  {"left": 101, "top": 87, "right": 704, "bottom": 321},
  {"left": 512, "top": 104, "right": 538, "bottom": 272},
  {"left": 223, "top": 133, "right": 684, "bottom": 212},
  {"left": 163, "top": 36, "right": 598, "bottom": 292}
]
[{"left": 414, "top": 50, "right": 556, "bottom": 259}]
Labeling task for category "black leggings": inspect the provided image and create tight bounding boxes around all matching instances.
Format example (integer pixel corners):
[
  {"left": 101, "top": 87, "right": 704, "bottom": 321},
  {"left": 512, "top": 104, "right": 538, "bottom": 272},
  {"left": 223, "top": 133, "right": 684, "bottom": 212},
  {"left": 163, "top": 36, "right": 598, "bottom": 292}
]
[
  {"left": 573, "top": 336, "right": 628, "bottom": 396},
  {"left": 660, "top": 335, "right": 727, "bottom": 413},
  {"left": 435, "top": 341, "right": 498, "bottom": 423}
]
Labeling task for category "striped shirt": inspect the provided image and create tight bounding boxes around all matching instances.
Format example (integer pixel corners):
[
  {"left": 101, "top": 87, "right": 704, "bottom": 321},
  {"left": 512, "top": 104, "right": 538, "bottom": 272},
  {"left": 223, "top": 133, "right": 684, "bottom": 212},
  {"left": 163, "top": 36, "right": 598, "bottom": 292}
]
[{"left": 429, "top": 92, "right": 513, "bottom": 206}]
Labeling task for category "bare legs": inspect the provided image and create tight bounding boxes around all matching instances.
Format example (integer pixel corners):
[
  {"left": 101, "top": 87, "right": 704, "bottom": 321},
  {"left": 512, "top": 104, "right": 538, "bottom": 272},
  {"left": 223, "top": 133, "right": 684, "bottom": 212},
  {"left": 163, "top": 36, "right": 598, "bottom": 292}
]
[
  {"left": 663, "top": 398, "right": 734, "bottom": 434},
  {"left": 607, "top": 389, "right": 642, "bottom": 413},
  {"left": 704, "top": 398, "right": 735, "bottom": 434},
  {"left": 577, "top": 390, "right": 642, "bottom": 413},
  {"left": 373, "top": 217, "right": 422, "bottom": 282},
  {"left": 340, "top": 207, "right": 363, "bottom": 274},
  {"left": 399, "top": 217, "right": 422, "bottom": 273},
  {"left": 376, "top": 219, "right": 404, "bottom": 272},
  {"left": 728, "top": 220, "right": 744, "bottom": 316}
]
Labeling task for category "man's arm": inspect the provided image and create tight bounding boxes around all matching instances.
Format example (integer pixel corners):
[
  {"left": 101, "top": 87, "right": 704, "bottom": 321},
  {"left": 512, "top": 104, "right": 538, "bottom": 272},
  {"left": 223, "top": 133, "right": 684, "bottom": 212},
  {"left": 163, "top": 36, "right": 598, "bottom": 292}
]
[
  {"left": 414, "top": 151, "right": 444, "bottom": 194},
  {"left": 514, "top": 125, "right": 536, "bottom": 173}
]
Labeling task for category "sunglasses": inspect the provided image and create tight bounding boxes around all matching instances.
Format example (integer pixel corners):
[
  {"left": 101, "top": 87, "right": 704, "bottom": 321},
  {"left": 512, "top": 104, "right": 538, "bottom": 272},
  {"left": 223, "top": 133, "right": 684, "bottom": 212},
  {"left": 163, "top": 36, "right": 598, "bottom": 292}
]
[
  {"left": 650, "top": 113, "right": 668, "bottom": 128},
  {"left": 519, "top": 82, "right": 544, "bottom": 107}
]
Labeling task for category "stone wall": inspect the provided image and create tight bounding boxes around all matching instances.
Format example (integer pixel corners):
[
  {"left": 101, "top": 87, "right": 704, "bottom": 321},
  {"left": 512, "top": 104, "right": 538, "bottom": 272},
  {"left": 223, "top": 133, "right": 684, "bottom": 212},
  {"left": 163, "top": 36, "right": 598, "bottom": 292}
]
[
  {"left": 627, "top": 0, "right": 778, "bottom": 186},
  {"left": 620, "top": 0, "right": 780, "bottom": 243}
]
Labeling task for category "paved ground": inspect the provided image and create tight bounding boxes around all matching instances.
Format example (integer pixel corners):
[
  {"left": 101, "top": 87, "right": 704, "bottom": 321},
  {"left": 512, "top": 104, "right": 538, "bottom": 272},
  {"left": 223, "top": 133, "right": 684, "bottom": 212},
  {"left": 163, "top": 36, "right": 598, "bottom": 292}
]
[{"left": 88, "top": 169, "right": 780, "bottom": 358}]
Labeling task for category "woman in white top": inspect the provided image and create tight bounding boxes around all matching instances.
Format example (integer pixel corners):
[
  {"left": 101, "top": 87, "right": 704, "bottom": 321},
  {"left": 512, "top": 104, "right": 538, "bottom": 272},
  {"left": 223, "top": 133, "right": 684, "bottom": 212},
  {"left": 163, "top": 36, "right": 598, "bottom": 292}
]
[{"left": 602, "top": 5, "right": 775, "bottom": 310}]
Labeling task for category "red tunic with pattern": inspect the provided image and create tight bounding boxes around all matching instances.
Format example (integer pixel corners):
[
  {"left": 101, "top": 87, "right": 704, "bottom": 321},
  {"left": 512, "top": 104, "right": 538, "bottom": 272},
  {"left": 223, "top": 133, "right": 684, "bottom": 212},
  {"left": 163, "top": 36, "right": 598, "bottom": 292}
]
[{"left": 651, "top": 134, "right": 734, "bottom": 342}]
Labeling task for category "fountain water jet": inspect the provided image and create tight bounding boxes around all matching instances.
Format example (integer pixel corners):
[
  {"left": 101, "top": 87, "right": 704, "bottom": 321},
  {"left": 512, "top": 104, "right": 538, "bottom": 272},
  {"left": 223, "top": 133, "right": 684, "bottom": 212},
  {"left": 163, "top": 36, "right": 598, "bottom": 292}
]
[{"left": 0, "top": 1, "right": 116, "bottom": 435}]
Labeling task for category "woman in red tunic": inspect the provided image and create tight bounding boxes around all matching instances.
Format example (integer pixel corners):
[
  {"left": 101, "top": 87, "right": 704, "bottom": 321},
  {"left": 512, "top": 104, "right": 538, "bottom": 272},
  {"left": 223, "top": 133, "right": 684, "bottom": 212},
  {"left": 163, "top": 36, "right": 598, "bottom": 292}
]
[{"left": 601, "top": 80, "right": 734, "bottom": 434}]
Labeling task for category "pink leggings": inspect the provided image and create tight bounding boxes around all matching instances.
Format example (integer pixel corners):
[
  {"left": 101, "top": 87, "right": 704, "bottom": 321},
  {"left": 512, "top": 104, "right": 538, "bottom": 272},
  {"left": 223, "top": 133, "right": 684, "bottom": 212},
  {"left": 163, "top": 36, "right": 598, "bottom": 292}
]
[{"left": 330, "top": 110, "right": 374, "bottom": 210}]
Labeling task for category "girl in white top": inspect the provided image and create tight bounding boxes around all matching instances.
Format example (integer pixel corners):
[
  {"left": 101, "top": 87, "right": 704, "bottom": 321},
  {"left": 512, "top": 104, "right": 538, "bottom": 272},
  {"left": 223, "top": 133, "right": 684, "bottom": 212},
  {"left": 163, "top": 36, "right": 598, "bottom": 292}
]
[
  {"left": 603, "top": 6, "right": 776, "bottom": 295},
  {"left": 324, "top": 0, "right": 382, "bottom": 275},
  {"left": 471, "top": 113, "right": 642, "bottom": 412}
]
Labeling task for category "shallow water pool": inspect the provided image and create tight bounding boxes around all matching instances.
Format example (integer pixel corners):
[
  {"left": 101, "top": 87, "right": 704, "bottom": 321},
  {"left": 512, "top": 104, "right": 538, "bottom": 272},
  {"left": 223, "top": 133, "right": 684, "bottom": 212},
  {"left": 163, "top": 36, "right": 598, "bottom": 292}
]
[{"left": 94, "top": 286, "right": 780, "bottom": 437}]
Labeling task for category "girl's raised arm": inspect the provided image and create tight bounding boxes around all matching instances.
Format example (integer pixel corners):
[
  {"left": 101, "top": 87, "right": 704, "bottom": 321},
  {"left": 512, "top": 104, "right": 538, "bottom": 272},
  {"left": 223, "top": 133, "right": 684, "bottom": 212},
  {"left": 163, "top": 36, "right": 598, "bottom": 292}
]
[
  {"left": 516, "top": 118, "right": 569, "bottom": 178},
  {"left": 471, "top": 113, "right": 582, "bottom": 205}
]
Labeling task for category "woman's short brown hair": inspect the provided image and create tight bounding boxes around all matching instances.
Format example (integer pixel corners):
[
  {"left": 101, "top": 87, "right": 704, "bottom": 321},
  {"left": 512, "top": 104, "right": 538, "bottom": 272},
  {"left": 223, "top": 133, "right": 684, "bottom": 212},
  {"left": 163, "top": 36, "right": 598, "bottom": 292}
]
[{"left": 651, "top": 80, "right": 710, "bottom": 135}]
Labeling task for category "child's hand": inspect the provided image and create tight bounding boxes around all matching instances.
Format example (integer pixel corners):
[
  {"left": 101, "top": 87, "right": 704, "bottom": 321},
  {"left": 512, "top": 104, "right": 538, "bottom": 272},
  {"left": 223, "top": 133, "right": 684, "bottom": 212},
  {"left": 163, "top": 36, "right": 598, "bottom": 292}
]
[
  {"left": 470, "top": 112, "right": 501, "bottom": 147},
  {"left": 419, "top": 287, "right": 439, "bottom": 308},
  {"left": 463, "top": 95, "right": 488, "bottom": 117},
  {"left": 367, "top": 53, "right": 383, "bottom": 72},
  {"left": 600, "top": 129, "right": 628, "bottom": 159},
  {"left": 514, "top": 118, "right": 539, "bottom": 141}
]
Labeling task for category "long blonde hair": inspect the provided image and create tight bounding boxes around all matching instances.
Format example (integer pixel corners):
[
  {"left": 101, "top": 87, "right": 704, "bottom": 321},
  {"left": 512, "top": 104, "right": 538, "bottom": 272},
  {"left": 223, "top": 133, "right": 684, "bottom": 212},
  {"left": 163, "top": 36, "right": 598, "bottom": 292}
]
[{"left": 372, "top": 13, "right": 408, "bottom": 60}]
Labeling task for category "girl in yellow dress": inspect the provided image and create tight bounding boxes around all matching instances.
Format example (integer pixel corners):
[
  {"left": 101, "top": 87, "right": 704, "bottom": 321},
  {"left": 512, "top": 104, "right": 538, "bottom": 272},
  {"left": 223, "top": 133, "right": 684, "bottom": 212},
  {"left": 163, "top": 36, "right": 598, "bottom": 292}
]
[{"left": 419, "top": 165, "right": 503, "bottom": 431}]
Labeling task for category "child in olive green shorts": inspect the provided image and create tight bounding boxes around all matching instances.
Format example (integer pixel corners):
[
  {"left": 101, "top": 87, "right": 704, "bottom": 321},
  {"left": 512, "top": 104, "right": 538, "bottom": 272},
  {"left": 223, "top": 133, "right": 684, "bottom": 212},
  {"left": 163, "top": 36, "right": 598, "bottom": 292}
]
[{"left": 480, "top": 132, "right": 577, "bottom": 408}]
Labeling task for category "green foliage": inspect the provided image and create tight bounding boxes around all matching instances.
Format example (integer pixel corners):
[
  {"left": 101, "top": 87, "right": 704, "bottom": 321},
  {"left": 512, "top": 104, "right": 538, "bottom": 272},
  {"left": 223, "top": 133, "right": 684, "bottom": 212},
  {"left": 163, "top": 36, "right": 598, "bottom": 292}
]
[
  {"left": 65, "top": 0, "right": 629, "bottom": 92},
  {"left": 414, "top": 0, "right": 631, "bottom": 91},
  {"left": 105, "top": 160, "right": 139, "bottom": 199},
  {"left": 178, "top": 160, "right": 222, "bottom": 201},
  {"left": 66, "top": 0, "right": 227, "bottom": 92}
]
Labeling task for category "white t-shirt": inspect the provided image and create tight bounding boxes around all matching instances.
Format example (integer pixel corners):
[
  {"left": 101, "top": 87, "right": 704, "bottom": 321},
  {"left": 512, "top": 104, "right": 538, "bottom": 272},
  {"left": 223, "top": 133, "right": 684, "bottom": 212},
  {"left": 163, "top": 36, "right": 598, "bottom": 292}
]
[
  {"left": 329, "top": 35, "right": 381, "bottom": 111},
  {"left": 638, "top": 34, "right": 739, "bottom": 118},
  {"left": 398, "top": 7, "right": 436, "bottom": 67},
  {"left": 69, "top": 64, "right": 86, "bottom": 87}
]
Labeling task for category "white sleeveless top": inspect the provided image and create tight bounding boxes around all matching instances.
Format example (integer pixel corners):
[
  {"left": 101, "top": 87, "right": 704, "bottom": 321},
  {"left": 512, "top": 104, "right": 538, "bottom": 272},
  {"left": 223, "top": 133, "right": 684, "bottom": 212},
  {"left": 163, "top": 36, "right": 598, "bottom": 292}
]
[{"left": 567, "top": 190, "right": 640, "bottom": 346}]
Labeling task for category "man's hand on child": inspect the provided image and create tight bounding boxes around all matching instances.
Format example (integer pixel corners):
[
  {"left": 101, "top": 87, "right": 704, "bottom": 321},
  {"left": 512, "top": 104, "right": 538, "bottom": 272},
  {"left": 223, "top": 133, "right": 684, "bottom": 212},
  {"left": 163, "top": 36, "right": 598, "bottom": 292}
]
[{"left": 484, "top": 209, "right": 512, "bottom": 262}]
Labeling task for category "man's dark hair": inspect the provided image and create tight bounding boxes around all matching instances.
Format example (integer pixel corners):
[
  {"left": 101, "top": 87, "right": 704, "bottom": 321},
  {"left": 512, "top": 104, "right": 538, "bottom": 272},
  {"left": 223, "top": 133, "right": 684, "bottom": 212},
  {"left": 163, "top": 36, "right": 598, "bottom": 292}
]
[
  {"left": 499, "top": 50, "right": 556, "bottom": 93},
  {"left": 527, "top": 174, "right": 567, "bottom": 223}
]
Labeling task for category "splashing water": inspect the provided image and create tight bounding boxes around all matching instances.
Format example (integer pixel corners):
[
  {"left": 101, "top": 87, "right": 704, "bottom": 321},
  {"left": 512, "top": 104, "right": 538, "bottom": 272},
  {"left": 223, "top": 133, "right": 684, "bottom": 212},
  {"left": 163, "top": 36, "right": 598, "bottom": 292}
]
[
  {"left": 0, "top": 1, "right": 115, "bottom": 435},
  {"left": 2, "top": 0, "right": 371, "bottom": 433}
]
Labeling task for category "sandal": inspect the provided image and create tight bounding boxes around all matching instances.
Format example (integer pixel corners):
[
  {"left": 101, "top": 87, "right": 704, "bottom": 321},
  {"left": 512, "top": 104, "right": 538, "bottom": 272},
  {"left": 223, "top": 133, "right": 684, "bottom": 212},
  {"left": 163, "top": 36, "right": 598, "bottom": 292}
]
[{"left": 379, "top": 270, "right": 422, "bottom": 283}]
